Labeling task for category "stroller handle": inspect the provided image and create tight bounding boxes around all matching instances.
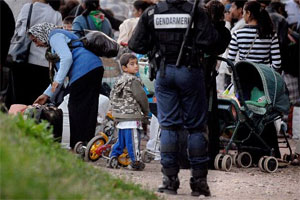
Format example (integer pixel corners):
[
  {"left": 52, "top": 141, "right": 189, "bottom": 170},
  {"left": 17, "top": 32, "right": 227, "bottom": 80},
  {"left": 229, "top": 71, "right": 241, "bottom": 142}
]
[{"left": 216, "top": 56, "right": 235, "bottom": 70}]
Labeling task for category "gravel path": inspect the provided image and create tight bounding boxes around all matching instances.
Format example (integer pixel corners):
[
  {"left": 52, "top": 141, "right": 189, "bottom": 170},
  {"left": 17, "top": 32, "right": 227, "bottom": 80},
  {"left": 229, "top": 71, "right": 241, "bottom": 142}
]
[{"left": 93, "top": 139, "right": 300, "bottom": 200}]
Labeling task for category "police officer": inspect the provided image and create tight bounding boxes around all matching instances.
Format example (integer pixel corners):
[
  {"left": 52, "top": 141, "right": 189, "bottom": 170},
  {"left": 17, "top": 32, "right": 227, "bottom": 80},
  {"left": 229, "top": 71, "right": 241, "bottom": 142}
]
[{"left": 128, "top": 0, "right": 230, "bottom": 196}]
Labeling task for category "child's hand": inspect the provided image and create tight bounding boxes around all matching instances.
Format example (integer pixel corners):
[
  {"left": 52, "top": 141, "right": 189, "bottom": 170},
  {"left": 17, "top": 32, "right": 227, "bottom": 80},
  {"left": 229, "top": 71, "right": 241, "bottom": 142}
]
[
  {"left": 142, "top": 116, "right": 150, "bottom": 125},
  {"left": 142, "top": 123, "right": 148, "bottom": 134}
]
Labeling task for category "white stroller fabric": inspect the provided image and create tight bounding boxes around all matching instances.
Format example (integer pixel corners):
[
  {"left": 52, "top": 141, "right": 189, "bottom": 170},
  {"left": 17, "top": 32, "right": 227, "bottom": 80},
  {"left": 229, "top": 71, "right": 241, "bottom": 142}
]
[
  {"left": 146, "top": 115, "right": 161, "bottom": 160},
  {"left": 293, "top": 106, "right": 300, "bottom": 140},
  {"left": 59, "top": 94, "right": 110, "bottom": 148}
]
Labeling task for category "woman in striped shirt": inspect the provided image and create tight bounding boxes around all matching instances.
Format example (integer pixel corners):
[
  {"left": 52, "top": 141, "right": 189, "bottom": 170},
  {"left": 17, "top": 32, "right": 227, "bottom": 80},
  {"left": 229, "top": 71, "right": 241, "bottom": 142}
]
[
  {"left": 228, "top": 1, "right": 282, "bottom": 160},
  {"left": 228, "top": 1, "right": 281, "bottom": 70}
]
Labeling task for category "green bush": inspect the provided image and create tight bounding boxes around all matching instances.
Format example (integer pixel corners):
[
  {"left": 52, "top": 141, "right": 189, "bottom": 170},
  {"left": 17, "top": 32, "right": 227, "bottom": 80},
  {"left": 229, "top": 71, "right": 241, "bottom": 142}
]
[{"left": 0, "top": 113, "right": 158, "bottom": 200}]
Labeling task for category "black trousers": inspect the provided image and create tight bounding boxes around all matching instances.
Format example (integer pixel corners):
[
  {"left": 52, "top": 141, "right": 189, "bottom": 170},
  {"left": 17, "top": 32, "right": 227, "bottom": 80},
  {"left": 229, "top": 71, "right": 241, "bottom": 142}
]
[
  {"left": 6, "top": 63, "right": 49, "bottom": 107},
  {"left": 68, "top": 67, "right": 104, "bottom": 148},
  {"left": 203, "top": 57, "right": 221, "bottom": 169}
]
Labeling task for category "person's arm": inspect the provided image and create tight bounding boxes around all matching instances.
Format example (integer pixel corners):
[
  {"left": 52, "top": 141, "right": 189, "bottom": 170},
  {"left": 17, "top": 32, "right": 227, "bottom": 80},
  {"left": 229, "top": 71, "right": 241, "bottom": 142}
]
[
  {"left": 72, "top": 16, "right": 84, "bottom": 37},
  {"left": 117, "top": 21, "right": 128, "bottom": 44},
  {"left": 227, "top": 32, "right": 238, "bottom": 63},
  {"left": 131, "top": 80, "right": 149, "bottom": 116},
  {"left": 35, "top": 82, "right": 62, "bottom": 104},
  {"left": 43, "top": 84, "right": 53, "bottom": 98},
  {"left": 49, "top": 33, "right": 73, "bottom": 84},
  {"left": 270, "top": 34, "right": 281, "bottom": 69},
  {"left": 102, "top": 18, "right": 113, "bottom": 38},
  {"left": 42, "top": 33, "right": 72, "bottom": 97}
]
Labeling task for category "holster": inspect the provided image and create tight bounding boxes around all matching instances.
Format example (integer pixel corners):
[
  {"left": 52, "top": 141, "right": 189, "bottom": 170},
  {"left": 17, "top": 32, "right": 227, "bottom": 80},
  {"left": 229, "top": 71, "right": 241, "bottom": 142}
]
[
  {"left": 148, "top": 57, "right": 158, "bottom": 81},
  {"left": 148, "top": 50, "right": 161, "bottom": 81}
]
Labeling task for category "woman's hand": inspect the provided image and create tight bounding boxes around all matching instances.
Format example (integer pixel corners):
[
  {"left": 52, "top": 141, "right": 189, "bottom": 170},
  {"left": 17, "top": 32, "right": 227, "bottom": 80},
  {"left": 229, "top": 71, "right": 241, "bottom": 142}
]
[
  {"left": 51, "top": 81, "right": 59, "bottom": 93},
  {"left": 33, "top": 94, "right": 49, "bottom": 105}
]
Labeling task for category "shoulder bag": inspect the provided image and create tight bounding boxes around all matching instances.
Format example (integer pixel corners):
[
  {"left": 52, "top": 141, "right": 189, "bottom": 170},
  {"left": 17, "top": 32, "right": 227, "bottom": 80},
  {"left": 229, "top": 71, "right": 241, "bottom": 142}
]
[{"left": 7, "top": 3, "right": 33, "bottom": 63}]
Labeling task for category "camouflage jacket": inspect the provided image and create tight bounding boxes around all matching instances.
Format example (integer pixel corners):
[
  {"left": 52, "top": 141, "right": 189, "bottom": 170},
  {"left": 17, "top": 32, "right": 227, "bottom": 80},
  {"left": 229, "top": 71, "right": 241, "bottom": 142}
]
[{"left": 110, "top": 73, "right": 149, "bottom": 121}]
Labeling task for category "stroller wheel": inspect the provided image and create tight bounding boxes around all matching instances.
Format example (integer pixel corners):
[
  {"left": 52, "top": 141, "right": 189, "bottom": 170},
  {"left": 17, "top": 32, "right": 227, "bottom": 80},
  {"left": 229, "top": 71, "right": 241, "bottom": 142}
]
[
  {"left": 258, "top": 156, "right": 267, "bottom": 172},
  {"left": 236, "top": 152, "right": 252, "bottom": 168},
  {"left": 283, "top": 153, "right": 297, "bottom": 162},
  {"left": 85, "top": 135, "right": 106, "bottom": 162},
  {"left": 74, "top": 141, "right": 85, "bottom": 155},
  {"left": 221, "top": 154, "right": 233, "bottom": 171},
  {"left": 108, "top": 156, "right": 119, "bottom": 169},
  {"left": 282, "top": 154, "right": 288, "bottom": 161},
  {"left": 141, "top": 150, "right": 152, "bottom": 163},
  {"left": 214, "top": 154, "right": 223, "bottom": 170},
  {"left": 258, "top": 156, "right": 278, "bottom": 173},
  {"left": 232, "top": 153, "right": 238, "bottom": 166},
  {"left": 264, "top": 156, "right": 278, "bottom": 173}
]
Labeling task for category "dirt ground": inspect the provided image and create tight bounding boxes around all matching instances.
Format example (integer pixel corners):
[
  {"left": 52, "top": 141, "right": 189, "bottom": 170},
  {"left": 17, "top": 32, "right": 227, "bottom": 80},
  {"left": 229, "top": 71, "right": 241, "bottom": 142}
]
[{"left": 93, "top": 139, "right": 300, "bottom": 200}]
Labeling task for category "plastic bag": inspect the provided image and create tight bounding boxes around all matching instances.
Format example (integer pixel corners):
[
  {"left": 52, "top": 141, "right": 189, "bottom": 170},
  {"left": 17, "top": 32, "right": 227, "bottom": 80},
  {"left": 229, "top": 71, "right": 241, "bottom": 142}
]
[{"left": 82, "top": 30, "right": 120, "bottom": 58}]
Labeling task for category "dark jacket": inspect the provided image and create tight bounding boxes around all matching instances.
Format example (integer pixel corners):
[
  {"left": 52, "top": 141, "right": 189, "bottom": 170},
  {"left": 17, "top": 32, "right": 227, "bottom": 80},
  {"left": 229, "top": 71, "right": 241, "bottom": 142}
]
[
  {"left": 0, "top": 0, "right": 15, "bottom": 65},
  {"left": 128, "top": 0, "right": 229, "bottom": 60},
  {"left": 266, "top": 6, "right": 299, "bottom": 76}
]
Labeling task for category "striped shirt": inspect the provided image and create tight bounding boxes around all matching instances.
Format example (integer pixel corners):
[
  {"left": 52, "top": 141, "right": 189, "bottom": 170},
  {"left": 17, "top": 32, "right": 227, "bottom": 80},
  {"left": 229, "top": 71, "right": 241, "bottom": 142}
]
[{"left": 228, "top": 25, "right": 281, "bottom": 69}]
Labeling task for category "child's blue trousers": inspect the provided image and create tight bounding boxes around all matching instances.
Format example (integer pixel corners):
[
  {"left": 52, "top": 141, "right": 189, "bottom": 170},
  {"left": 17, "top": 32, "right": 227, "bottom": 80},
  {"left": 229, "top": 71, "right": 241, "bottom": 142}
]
[{"left": 110, "top": 128, "right": 141, "bottom": 162}]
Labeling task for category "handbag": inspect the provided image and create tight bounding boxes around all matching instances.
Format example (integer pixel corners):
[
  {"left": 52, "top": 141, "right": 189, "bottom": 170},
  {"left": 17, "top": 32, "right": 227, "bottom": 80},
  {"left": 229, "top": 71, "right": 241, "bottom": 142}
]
[
  {"left": 7, "top": 3, "right": 33, "bottom": 63},
  {"left": 24, "top": 104, "right": 63, "bottom": 142}
]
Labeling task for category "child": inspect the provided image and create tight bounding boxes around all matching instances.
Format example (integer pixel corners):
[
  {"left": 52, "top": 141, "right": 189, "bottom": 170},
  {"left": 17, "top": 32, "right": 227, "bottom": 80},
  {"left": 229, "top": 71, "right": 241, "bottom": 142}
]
[
  {"left": 63, "top": 16, "right": 75, "bottom": 31},
  {"left": 108, "top": 53, "right": 149, "bottom": 170}
]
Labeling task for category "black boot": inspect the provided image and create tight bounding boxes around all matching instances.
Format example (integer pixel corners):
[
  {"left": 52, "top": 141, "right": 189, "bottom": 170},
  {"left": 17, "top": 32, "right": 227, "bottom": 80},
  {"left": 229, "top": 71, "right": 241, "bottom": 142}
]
[
  {"left": 190, "top": 177, "right": 211, "bottom": 197},
  {"left": 157, "top": 175, "right": 180, "bottom": 195}
]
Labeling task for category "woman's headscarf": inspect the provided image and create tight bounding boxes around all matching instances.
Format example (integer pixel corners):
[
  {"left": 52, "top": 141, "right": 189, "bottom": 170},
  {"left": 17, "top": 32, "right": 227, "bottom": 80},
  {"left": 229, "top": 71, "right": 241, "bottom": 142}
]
[{"left": 28, "top": 22, "right": 57, "bottom": 44}]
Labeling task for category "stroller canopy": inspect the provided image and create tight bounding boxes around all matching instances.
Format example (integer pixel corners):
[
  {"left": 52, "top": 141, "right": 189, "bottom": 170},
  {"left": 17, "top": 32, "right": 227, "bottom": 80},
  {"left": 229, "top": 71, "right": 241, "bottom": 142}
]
[{"left": 234, "top": 61, "right": 290, "bottom": 114}]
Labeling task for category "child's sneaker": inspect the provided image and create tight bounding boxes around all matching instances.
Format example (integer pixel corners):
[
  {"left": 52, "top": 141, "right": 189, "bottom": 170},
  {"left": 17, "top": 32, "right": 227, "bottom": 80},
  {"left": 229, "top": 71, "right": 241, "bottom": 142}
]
[{"left": 128, "top": 161, "right": 145, "bottom": 171}]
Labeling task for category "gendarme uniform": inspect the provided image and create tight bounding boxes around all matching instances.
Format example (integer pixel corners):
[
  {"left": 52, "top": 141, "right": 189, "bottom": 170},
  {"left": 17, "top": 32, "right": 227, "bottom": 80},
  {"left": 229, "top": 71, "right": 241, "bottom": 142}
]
[{"left": 129, "top": 0, "right": 229, "bottom": 196}]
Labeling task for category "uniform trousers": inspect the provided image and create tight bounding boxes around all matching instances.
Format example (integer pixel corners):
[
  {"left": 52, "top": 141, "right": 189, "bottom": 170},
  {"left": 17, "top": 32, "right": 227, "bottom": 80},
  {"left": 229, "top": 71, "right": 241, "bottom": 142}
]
[{"left": 155, "top": 64, "right": 209, "bottom": 175}]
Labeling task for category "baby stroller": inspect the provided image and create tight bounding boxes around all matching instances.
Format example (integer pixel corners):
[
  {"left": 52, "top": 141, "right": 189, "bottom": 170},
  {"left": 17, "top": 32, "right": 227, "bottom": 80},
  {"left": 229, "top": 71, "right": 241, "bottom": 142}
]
[{"left": 215, "top": 57, "right": 292, "bottom": 173}]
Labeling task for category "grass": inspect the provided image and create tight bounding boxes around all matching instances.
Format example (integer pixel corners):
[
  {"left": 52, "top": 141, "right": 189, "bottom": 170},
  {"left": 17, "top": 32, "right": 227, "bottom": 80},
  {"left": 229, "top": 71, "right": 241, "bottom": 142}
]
[{"left": 0, "top": 113, "right": 158, "bottom": 200}]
